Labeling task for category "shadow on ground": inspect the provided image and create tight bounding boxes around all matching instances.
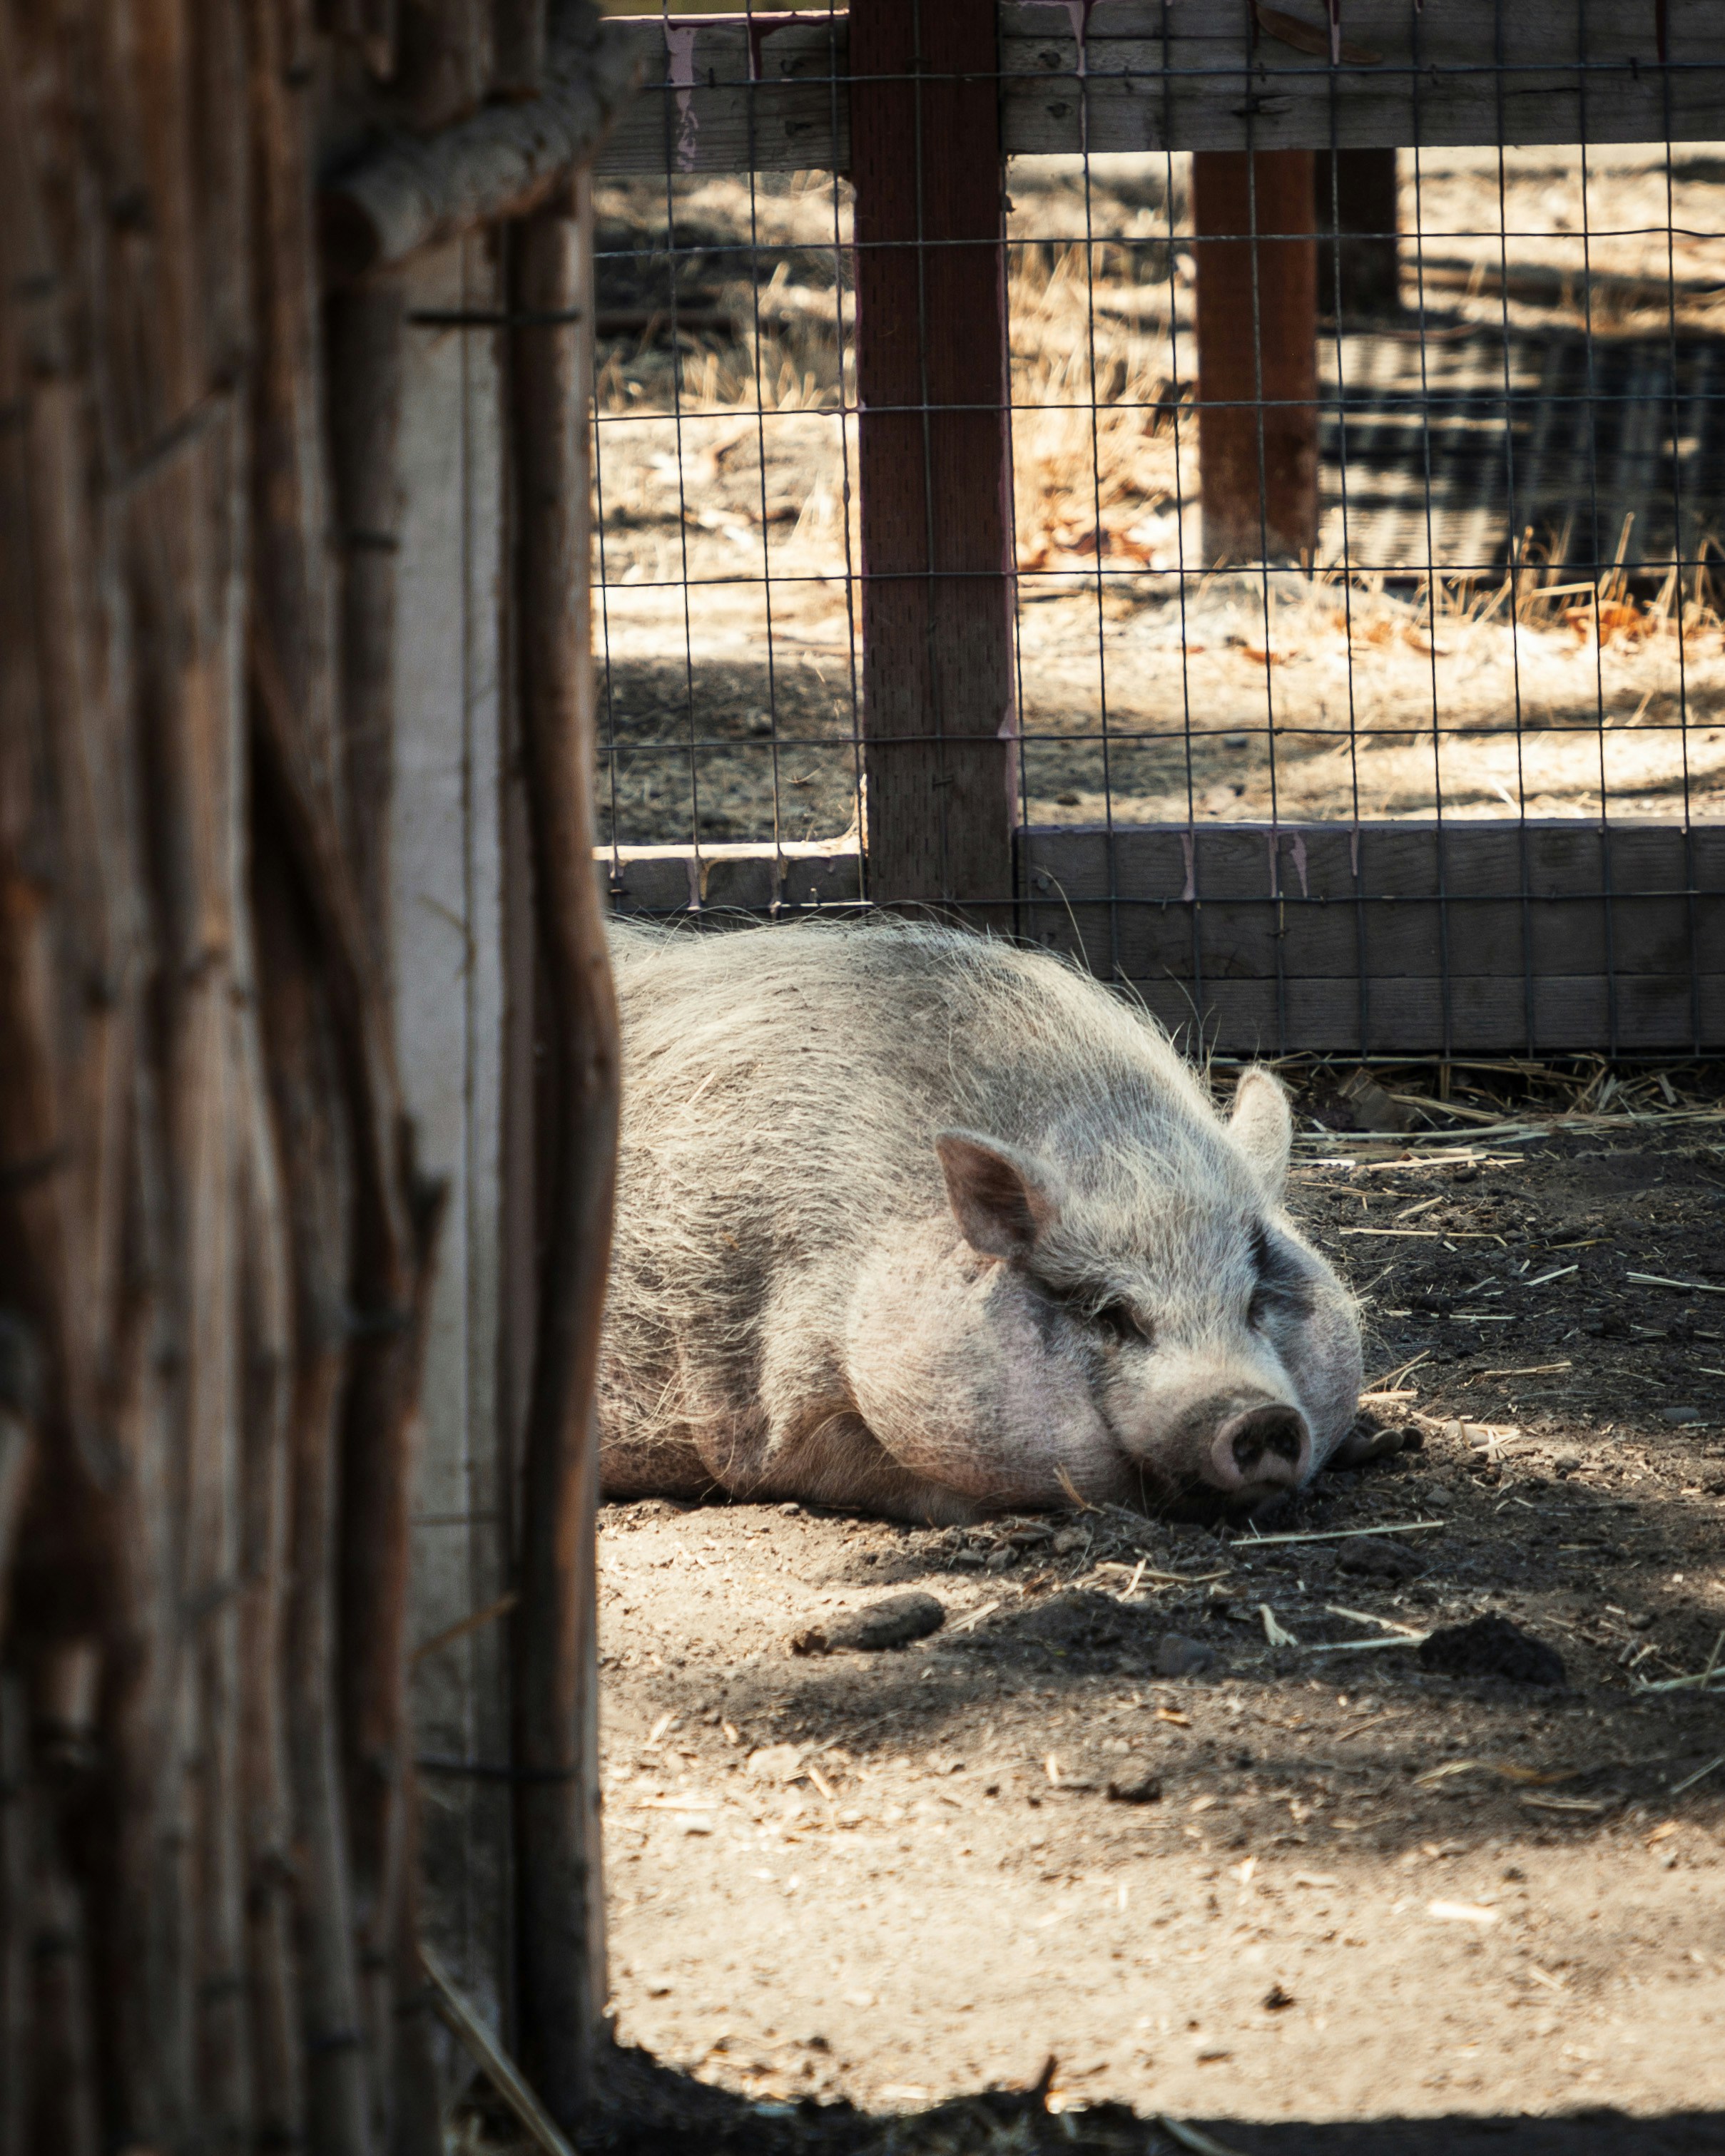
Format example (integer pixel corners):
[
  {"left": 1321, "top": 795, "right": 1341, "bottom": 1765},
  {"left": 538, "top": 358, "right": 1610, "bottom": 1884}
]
[{"left": 465, "top": 2046, "right": 1725, "bottom": 2153}]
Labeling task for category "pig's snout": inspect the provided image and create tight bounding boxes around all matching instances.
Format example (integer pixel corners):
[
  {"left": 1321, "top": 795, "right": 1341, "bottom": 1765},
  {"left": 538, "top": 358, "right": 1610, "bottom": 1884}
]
[{"left": 1204, "top": 1399, "right": 1311, "bottom": 1498}]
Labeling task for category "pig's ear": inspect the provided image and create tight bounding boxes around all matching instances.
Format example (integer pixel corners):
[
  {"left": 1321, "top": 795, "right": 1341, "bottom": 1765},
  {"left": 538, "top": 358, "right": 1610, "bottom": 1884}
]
[
  {"left": 1229, "top": 1068, "right": 1293, "bottom": 1200},
  {"left": 935, "top": 1130, "right": 1058, "bottom": 1261}
]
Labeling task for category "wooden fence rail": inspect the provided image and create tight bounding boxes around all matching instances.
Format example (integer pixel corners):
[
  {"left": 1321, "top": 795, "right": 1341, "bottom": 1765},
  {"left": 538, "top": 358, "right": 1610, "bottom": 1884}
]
[
  {"left": 605, "top": 822, "right": 1725, "bottom": 1056},
  {"left": 596, "top": 1, "right": 1725, "bottom": 175}
]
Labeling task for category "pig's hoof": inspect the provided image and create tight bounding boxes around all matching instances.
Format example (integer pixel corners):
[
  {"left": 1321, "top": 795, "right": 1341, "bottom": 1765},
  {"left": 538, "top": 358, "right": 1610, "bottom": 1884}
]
[
  {"left": 794, "top": 1590, "right": 946, "bottom": 1656},
  {"left": 1333, "top": 1419, "right": 1421, "bottom": 1468},
  {"left": 1154, "top": 1633, "right": 1216, "bottom": 1679}
]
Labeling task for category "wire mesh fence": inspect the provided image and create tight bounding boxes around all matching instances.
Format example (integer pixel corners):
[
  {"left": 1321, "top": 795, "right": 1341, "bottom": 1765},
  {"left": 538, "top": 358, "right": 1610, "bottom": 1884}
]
[{"left": 591, "top": 2, "right": 1725, "bottom": 1053}]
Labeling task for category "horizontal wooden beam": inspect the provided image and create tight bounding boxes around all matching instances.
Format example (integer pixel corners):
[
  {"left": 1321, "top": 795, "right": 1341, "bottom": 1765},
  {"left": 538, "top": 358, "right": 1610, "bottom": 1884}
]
[
  {"left": 1022, "top": 820, "right": 1725, "bottom": 1054},
  {"left": 602, "top": 822, "right": 1724, "bottom": 1053},
  {"left": 1097, "top": 970, "right": 1725, "bottom": 1058},
  {"left": 602, "top": 841, "right": 865, "bottom": 914},
  {"left": 594, "top": 2, "right": 1725, "bottom": 177},
  {"left": 596, "top": 14, "right": 850, "bottom": 177},
  {"left": 999, "top": 0, "right": 1725, "bottom": 158}
]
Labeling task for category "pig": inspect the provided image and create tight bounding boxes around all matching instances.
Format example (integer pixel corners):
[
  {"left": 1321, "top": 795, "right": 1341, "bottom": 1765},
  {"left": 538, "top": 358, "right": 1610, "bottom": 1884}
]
[{"left": 598, "top": 918, "right": 1362, "bottom": 1523}]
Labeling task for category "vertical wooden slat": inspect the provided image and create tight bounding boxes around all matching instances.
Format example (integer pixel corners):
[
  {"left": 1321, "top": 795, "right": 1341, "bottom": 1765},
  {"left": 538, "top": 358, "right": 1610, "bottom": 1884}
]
[
  {"left": 3, "top": 5, "right": 188, "bottom": 2144},
  {"left": 235, "top": 1028, "right": 305, "bottom": 2156},
  {"left": 0, "top": 1675, "right": 28, "bottom": 2155},
  {"left": 326, "top": 274, "right": 449, "bottom": 2145},
  {"left": 850, "top": 0, "right": 1017, "bottom": 921},
  {"left": 338, "top": 1172, "right": 444, "bottom": 2145},
  {"left": 0, "top": 1322, "right": 38, "bottom": 2156},
  {"left": 26, "top": 1864, "right": 101, "bottom": 2156},
  {"left": 508, "top": 175, "right": 616, "bottom": 2133},
  {"left": 1193, "top": 150, "right": 1320, "bottom": 566},
  {"left": 491, "top": 0, "right": 545, "bottom": 98},
  {"left": 329, "top": 281, "right": 406, "bottom": 948},
  {"left": 119, "top": 1, "right": 251, "bottom": 2132},
  {"left": 249, "top": 0, "right": 410, "bottom": 2145},
  {"left": 252, "top": 814, "right": 374, "bottom": 2156},
  {"left": 397, "top": 0, "right": 489, "bottom": 130}
]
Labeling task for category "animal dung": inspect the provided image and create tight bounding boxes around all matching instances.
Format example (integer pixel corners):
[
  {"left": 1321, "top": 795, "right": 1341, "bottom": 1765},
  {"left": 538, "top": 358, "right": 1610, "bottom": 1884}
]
[
  {"left": 788, "top": 1590, "right": 945, "bottom": 1655},
  {"left": 1418, "top": 1613, "right": 1567, "bottom": 1687}
]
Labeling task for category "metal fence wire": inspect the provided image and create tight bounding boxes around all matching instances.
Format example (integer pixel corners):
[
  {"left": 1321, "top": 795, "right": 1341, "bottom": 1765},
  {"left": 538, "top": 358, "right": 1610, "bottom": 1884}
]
[{"left": 591, "top": 1, "right": 1725, "bottom": 1058}]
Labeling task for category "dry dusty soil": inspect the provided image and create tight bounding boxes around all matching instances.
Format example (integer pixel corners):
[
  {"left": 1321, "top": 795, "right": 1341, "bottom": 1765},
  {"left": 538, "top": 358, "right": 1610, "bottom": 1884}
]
[{"left": 556, "top": 1106, "right": 1725, "bottom": 2156}]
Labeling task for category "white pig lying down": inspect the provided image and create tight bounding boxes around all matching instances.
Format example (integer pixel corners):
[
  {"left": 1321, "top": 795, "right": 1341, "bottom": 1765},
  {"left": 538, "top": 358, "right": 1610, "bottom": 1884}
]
[{"left": 599, "top": 917, "right": 1363, "bottom": 1526}]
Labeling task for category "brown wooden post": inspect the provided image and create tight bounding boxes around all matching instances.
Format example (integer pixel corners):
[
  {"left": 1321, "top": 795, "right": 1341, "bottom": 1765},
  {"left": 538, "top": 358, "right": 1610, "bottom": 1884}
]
[
  {"left": 1317, "top": 148, "right": 1400, "bottom": 317},
  {"left": 1192, "top": 150, "right": 1319, "bottom": 567},
  {"left": 508, "top": 170, "right": 616, "bottom": 2134},
  {"left": 850, "top": 0, "right": 1016, "bottom": 923}
]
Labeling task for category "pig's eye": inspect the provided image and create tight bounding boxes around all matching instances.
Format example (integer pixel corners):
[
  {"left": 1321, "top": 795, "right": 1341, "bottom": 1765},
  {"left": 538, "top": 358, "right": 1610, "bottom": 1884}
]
[
  {"left": 1248, "top": 1223, "right": 1314, "bottom": 1328},
  {"left": 1092, "top": 1299, "right": 1147, "bottom": 1347}
]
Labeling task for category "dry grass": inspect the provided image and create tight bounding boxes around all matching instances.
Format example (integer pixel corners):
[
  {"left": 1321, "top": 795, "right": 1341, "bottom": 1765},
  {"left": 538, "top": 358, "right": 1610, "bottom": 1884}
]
[{"left": 592, "top": 150, "right": 1725, "bottom": 848}]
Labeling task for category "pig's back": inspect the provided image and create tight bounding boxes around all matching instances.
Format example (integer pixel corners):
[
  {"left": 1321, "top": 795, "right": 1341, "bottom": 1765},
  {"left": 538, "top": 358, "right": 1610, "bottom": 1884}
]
[{"left": 608, "top": 916, "right": 1214, "bottom": 1175}]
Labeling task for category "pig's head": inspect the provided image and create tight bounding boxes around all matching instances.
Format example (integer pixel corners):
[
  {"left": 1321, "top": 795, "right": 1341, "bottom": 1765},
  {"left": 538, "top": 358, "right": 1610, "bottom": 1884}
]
[{"left": 932, "top": 1069, "right": 1362, "bottom": 1518}]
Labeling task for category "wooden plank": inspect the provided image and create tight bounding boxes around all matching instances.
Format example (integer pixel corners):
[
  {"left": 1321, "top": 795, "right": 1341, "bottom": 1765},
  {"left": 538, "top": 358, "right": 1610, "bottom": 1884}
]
[
  {"left": 594, "top": 14, "right": 850, "bottom": 176},
  {"left": 1193, "top": 150, "right": 1318, "bottom": 566},
  {"left": 1093, "top": 971, "right": 1725, "bottom": 1056},
  {"left": 599, "top": 824, "right": 1722, "bottom": 1047},
  {"left": 509, "top": 175, "right": 616, "bottom": 2132},
  {"left": 1001, "top": 0, "right": 1725, "bottom": 157},
  {"left": 395, "top": 236, "right": 514, "bottom": 2069},
  {"left": 1019, "top": 821, "right": 1725, "bottom": 987},
  {"left": 593, "top": 5, "right": 1725, "bottom": 177},
  {"left": 1019, "top": 822, "right": 1725, "bottom": 1048},
  {"left": 852, "top": 0, "right": 1017, "bottom": 921},
  {"left": 601, "top": 841, "right": 866, "bottom": 914}
]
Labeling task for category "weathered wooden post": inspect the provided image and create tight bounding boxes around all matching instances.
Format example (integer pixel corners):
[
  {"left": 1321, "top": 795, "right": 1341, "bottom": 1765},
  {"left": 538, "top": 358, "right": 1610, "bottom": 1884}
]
[
  {"left": 850, "top": 0, "right": 1017, "bottom": 924},
  {"left": 1192, "top": 149, "right": 1319, "bottom": 566},
  {"left": 1317, "top": 148, "right": 1400, "bottom": 317},
  {"left": 509, "top": 170, "right": 617, "bottom": 2132}
]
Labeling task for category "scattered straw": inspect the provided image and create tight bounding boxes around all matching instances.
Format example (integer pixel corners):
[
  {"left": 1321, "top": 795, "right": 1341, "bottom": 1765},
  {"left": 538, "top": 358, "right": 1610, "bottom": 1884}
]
[
  {"left": 1669, "top": 1754, "right": 1725, "bottom": 1797},
  {"left": 1366, "top": 1348, "right": 1433, "bottom": 1391},
  {"left": 1627, "top": 1272, "right": 1725, "bottom": 1297},
  {"left": 1304, "top": 1634, "right": 1428, "bottom": 1655},
  {"left": 1637, "top": 1627, "right": 1725, "bottom": 1693},
  {"left": 1325, "top": 1603, "right": 1428, "bottom": 1638},
  {"left": 1341, "top": 1225, "right": 1505, "bottom": 1240},
  {"left": 1236, "top": 1518, "right": 1446, "bottom": 1549},
  {"left": 1055, "top": 1464, "right": 1100, "bottom": 1511}
]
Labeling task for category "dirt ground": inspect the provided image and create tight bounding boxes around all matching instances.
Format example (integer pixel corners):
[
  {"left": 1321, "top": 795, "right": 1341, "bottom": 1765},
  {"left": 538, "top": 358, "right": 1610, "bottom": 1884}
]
[
  {"left": 591, "top": 149, "right": 1725, "bottom": 854},
  {"left": 574, "top": 1085, "right": 1725, "bottom": 2153}
]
